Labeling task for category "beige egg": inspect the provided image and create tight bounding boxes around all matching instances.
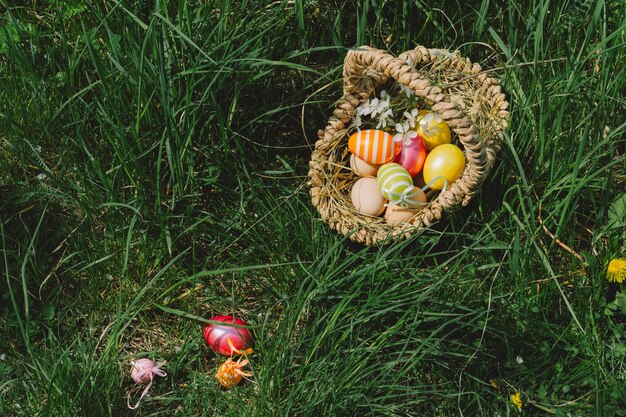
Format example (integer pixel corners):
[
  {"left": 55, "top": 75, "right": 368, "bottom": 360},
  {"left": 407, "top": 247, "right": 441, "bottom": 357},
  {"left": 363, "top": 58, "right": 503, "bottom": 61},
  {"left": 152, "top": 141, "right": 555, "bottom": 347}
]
[
  {"left": 351, "top": 178, "right": 386, "bottom": 216},
  {"left": 385, "top": 192, "right": 427, "bottom": 225},
  {"left": 350, "top": 154, "right": 380, "bottom": 177}
]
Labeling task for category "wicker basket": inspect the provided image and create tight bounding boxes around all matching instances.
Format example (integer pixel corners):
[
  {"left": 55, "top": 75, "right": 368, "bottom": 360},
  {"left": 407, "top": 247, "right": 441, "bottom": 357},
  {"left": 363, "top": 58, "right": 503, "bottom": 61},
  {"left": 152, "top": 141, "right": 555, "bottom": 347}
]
[{"left": 308, "top": 45, "right": 509, "bottom": 245}]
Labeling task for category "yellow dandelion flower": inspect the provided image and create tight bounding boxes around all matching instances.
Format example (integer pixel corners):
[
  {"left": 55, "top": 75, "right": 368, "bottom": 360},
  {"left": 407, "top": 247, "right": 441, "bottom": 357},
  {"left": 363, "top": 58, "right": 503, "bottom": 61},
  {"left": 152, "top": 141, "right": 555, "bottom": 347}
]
[
  {"left": 510, "top": 391, "right": 522, "bottom": 409},
  {"left": 607, "top": 258, "right": 626, "bottom": 284}
]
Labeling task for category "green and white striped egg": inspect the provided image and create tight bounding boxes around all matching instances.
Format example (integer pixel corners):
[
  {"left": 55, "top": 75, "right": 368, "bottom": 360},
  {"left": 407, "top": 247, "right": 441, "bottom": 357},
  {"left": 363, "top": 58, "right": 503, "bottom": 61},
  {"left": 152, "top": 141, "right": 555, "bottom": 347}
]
[{"left": 377, "top": 163, "right": 415, "bottom": 207}]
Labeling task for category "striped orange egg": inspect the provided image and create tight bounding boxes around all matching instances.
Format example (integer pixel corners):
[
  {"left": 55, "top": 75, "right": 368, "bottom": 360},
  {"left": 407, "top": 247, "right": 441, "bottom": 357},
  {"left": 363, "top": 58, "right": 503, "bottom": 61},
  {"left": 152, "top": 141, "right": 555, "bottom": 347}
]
[{"left": 348, "top": 129, "right": 399, "bottom": 164}]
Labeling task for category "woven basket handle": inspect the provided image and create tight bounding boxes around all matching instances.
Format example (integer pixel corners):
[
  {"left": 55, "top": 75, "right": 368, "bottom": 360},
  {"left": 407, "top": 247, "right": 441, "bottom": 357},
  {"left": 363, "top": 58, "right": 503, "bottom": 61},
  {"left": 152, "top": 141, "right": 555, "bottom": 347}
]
[
  {"left": 342, "top": 45, "right": 490, "bottom": 206},
  {"left": 343, "top": 46, "right": 435, "bottom": 103}
]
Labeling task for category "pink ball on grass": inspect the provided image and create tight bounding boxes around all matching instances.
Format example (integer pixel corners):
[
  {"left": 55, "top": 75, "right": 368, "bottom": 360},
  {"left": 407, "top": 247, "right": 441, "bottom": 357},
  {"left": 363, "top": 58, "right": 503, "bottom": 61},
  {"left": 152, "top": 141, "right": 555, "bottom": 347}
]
[{"left": 131, "top": 358, "right": 158, "bottom": 383}]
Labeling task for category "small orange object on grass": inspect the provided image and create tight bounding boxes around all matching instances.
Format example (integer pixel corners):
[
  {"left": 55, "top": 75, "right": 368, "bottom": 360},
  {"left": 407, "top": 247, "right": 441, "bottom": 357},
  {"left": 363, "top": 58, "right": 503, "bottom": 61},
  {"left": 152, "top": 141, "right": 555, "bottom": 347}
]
[{"left": 215, "top": 338, "right": 253, "bottom": 388}]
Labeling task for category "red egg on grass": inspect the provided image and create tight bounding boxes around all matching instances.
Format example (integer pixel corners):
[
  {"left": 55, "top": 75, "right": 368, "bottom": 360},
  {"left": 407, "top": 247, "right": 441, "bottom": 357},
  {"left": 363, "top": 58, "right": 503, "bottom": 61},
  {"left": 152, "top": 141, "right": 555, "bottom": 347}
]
[
  {"left": 394, "top": 135, "right": 427, "bottom": 177},
  {"left": 203, "top": 315, "right": 253, "bottom": 356}
]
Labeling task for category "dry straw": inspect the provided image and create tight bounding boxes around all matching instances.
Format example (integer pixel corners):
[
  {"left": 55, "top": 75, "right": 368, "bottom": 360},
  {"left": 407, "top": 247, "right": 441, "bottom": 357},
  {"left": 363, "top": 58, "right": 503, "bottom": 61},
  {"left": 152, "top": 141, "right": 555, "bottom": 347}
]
[{"left": 308, "top": 45, "right": 510, "bottom": 245}]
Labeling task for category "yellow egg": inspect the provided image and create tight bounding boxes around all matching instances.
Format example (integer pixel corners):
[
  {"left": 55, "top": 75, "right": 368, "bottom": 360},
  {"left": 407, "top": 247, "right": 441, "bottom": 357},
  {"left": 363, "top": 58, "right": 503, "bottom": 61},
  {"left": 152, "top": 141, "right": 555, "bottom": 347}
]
[
  {"left": 422, "top": 144, "right": 465, "bottom": 190},
  {"left": 350, "top": 154, "right": 380, "bottom": 177},
  {"left": 351, "top": 178, "right": 386, "bottom": 216},
  {"left": 384, "top": 192, "right": 427, "bottom": 225},
  {"left": 417, "top": 110, "right": 451, "bottom": 151}
]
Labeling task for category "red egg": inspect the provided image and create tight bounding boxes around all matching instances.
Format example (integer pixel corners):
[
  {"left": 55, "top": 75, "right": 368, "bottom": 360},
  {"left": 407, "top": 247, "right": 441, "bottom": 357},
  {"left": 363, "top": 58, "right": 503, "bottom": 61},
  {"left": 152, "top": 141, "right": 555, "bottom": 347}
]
[
  {"left": 394, "top": 135, "right": 427, "bottom": 177},
  {"left": 203, "top": 315, "right": 253, "bottom": 356}
]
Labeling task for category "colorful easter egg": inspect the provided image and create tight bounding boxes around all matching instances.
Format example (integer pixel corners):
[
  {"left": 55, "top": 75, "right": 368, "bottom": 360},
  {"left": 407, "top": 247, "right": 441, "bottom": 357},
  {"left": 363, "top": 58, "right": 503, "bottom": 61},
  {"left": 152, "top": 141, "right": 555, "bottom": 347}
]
[
  {"left": 348, "top": 129, "right": 399, "bottom": 164},
  {"left": 377, "top": 163, "right": 423, "bottom": 208},
  {"left": 422, "top": 144, "right": 465, "bottom": 190},
  {"left": 350, "top": 154, "right": 380, "bottom": 177},
  {"left": 351, "top": 177, "right": 386, "bottom": 216},
  {"left": 417, "top": 111, "right": 451, "bottom": 151},
  {"left": 393, "top": 135, "right": 427, "bottom": 177},
  {"left": 204, "top": 315, "right": 253, "bottom": 357}
]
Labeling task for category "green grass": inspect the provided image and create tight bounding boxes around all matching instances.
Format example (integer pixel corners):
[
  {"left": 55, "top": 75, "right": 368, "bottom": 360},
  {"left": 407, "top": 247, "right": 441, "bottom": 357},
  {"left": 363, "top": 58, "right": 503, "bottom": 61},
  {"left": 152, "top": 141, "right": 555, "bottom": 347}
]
[{"left": 1, "top": 0, "right": 625, "bottom": 415}]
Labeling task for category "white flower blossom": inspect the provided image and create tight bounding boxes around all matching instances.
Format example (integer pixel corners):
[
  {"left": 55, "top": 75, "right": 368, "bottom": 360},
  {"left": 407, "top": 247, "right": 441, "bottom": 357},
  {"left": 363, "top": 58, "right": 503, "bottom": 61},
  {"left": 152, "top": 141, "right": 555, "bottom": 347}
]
[
  {"left": 431, "top": 49, "right": 455, "bottom": 59},
  {"left": 419, "top": 111, "right": 444, "bottom": 136},
  {"left": 379, "top": 91, "right": 391, "bottom": 110},
  {"left": 368, "top": 98, "right": 381, "bottom": 115},
  {"left": 354, "top": 90, "right": 393, "bottom": 128},
  {"left": 392, "top": 122, "right": 418, "bottom": 145},
  {"left": 354, "top": 113, "right": 363, "bottom": 130},
  {"left": 371, "top": 90, "right": 391, "bottom": 117},
  {"left": 357, "top": 99, "right": 374, "bottom": 117},
  {"left": 403, "top": 109, "right": 419, "bottom": 128},
  {"left": 400, "top": 84, "right": 414, "bottom": 98},
  {"left": 376, "top": 108, "right": 394, "bottom": 129},
  {"left": 369, "top": 98, "right": 383, "bottom": 117}
]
